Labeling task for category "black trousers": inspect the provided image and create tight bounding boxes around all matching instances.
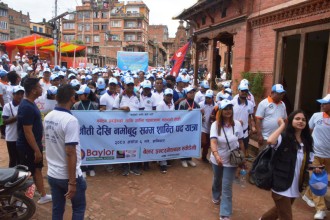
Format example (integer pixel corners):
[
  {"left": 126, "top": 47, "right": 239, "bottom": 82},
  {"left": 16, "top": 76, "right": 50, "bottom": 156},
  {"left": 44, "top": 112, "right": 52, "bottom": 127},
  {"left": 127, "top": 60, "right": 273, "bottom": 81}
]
[{"left": 6, "top": 141, "right": 20, "bottom": 167}]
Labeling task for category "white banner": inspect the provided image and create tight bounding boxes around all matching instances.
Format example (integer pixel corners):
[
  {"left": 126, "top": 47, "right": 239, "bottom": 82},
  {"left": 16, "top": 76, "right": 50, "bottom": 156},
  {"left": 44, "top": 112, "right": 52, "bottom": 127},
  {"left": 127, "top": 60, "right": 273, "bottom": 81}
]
[{"left": 72, "top": 110, "right": 202, "bottom": 165}]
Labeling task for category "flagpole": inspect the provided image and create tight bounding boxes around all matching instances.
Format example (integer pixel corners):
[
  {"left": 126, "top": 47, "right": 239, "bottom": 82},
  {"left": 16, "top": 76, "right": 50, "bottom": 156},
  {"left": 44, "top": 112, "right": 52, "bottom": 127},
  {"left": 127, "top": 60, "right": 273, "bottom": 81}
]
[{"left": 73, "top": 47, "right": 76, "bottom": 68}]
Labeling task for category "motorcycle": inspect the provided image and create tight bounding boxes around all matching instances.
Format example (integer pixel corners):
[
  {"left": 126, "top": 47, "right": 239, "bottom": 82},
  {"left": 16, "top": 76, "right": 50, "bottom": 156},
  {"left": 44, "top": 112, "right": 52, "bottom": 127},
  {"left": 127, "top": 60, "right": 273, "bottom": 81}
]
[{"left": 0, "top": 165, "right": 36, "bottom": 220}]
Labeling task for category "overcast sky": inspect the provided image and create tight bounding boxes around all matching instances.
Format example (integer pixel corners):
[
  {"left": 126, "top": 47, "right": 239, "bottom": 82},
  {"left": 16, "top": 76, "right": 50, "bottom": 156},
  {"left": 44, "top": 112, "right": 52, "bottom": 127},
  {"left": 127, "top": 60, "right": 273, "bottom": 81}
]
[{"left": 2, "top": 0, "right": 197, "bottom": 37}]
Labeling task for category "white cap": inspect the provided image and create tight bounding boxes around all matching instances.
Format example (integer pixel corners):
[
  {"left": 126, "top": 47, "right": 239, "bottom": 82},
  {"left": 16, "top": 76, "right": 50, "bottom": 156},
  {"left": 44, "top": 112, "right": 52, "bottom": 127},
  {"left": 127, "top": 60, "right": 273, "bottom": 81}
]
[
  {"left": 164, "top": 88, "right": 173, "bottom": 95},
  {"left": 205, "top": 89, "right": 214, "bottom": 98},
  {"left": 13, "top": 85, "right": 25, "bottom": 93},
  {"left": 219, "top": 99, "right": 233, "bottom": 109},
  {"left": 124, "top": 76, "right": 134, "bottom": 85},
  {"left": 97, "top": 78, "right": 106, "bottom": 89},
  {"left": 185, "top": 86, "right": 195, "bottom": 93},
  {"left": 142, "top": 80, "right": 152, "bottom": 89},
  {"left": 47, "top": 86, "right": 58, "bottom": 95},
  {"left": 109, "top": 77, "right": 118, "bottom": 85},
  {"left": 317, "top": 94, "right": 330, "bottom": 104}
]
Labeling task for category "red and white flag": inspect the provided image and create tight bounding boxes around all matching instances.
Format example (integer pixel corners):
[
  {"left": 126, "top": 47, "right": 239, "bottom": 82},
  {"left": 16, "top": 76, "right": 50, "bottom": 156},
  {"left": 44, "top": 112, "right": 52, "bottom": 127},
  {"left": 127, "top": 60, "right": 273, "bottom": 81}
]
[{"left": 170, "top": 41, "right": 191, "bottom": 77}]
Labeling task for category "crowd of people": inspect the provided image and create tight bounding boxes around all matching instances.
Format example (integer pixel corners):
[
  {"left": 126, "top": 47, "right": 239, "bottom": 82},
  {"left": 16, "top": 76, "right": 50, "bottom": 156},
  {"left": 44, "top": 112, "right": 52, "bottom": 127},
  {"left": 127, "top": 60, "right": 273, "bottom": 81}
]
[{"left": 0, "top": 53, "right": 329, "bottom": 220}]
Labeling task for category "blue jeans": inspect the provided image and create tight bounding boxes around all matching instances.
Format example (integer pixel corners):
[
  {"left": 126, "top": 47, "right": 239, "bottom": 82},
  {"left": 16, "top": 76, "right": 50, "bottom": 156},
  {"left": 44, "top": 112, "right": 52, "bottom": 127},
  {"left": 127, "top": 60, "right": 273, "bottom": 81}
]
[
  {"left": 212, "top": 164, "right": 236, "bottom": 217},
  {"left": 48, "top": 175, "right": 87, "bottom": 220}
]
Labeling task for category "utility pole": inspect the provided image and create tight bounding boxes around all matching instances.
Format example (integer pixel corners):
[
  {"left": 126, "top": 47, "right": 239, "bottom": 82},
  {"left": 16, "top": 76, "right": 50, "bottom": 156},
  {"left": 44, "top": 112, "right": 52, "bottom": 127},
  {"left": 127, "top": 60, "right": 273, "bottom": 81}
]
[{"left": 54, "top": 0, "right": 58, "bottom": 66}]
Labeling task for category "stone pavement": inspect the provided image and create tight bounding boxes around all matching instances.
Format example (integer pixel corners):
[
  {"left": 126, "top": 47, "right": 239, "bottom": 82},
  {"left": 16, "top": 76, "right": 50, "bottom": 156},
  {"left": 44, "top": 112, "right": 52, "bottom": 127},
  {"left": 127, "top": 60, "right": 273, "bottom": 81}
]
[{"left": 0, "top": 139, "right": 322, "bottom": 220}]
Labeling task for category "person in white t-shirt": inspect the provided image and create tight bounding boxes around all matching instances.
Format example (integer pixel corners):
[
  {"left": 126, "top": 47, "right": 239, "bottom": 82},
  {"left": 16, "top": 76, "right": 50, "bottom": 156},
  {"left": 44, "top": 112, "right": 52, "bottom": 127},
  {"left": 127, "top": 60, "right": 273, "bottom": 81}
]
[
  {"left": 199, "top": 89, "right": 215, "bottom": 162},
  {"left": 44, "top": 84, "right": 86, "bottom": 220},
  {"left": 152, "top": 78, "right": 164, "bottom": 106},
  {"left": 156, "top": 88, "right": 174, "bottom": 174},
  {"left": 209, "top": 99, "right": 244, "bottom": 220},
  {"left": 260, "top": 110, "right": 313, "bottom": 220},
  {"left": 99, "top": 77, "right": 119, "bottom": 111},
  {"left": 2, "top": 85, "right": 24, "bottom": 167},
  {"left": 303, "top": 94, "right": 330, "bottom": 220},
  {"left": 194, "top": 80, "right": 210, "bottom": 104},
  {"left": 140, "top": 80, "right": 157, "bottom": 111},
  {"left": 256, "top": 84, "right": 287, "bottom": 152}
]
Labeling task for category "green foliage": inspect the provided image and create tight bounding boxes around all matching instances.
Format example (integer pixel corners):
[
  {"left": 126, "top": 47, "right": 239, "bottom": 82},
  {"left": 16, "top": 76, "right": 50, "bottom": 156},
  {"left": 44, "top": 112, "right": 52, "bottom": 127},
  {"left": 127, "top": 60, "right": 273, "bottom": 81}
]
[
  {"left": 71, "top": 39, "right": 84, "bottom": 45},
  {"left": 240, "top": 71, "right": 264, "bottom": 102}
]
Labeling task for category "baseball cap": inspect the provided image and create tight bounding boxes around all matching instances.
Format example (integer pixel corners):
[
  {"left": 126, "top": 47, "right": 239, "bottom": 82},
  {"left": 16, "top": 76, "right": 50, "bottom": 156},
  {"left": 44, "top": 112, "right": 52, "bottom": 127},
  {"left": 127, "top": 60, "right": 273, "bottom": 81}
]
[
  {"left": 13, "top": 85, "right": 25, "bottom": 93},
  {"left": 240, "top": 79, "right": 249, "bottom": 85},
  {"left": 205, "top": 89, "right": 214, "bottom": 98},
  {"left": 54, "top": 66, "right": 61, "bottom": 71},
  {"left": 76, "top": 85, "right": 91, "bottom": 95},
  {"left": 309, "top": 170, "right": 328, "bottom": 196},
  {"left": 68, "top": 73, "right": 76, "bottom": 79},
  {"left": 97, "top": 78, "right": 106, "bottom": 89},
  {"left": 43, "top": 68, "right": 51, "bottom": 73},
  {"left": 47, "top": 86, "right": 58, "bottom": 95},
  {"left": 185, "top": 86, "right": 195, "bottom": 94},
  {"left": 109, "top": 77, "right": 118, "bottom": 85},
  {"left": 222, "top": 81, "right": 230, "bottom": 88},
  {"left": 0, "top": 69, "right": 8, "bottom": 77},
  {"left": 200, "top": 80, "right": 210, "bottom": 89},
  {"left": 224, "top": 88, "right": 232, "bottom": 95},
  {"left": 176, "top": 76, "right": 183, "bottom": 83},
  {"left": 50, "top": 74, "right": 59, "bottom": 81},
  {"left": 27, "top": 66, "right": 33, "bottom": 72},
  {"left": 217, "top": 92, "right": 230, "bottom": 101},
  {"left": 182, "top": 76, "right": 190, "bottom": 83},
  {"left": 113, "top": 71, "right": 120, "bottom": 77},
  {"left": 164, "top": 88, "right": 173, "bottom": 96},
  {"left": 317, "top": 94, "right": 330, "bottom": 104},
  {"left": 142, "top": 80, "right": 152, "bottom": 89},
  {"left": 219, "top": 99, "right": 233, "bottom": 109},
  {"left": 86, "top": 75, "right": 92, "bottom": 81},
  {"left": 271, "top": 84, "right": 286, "bottom": 93},
  {"left": 124, "top": 76, "right": 134, "bottom": 85},
  {"left": 238, "top": 82, "right": 249, "bottom": 91},
  {"left": 70, "top": 79, "right": 80, "bottom": 87},
  {"left": 80, "top": 75, "right": 86, "bottom": 80}
]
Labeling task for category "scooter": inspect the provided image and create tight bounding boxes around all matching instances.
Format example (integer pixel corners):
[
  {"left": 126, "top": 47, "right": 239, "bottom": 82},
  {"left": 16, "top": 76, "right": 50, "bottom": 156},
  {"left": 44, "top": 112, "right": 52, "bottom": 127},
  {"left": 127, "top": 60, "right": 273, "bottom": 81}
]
[{"left": 0, "top": 165, "right": 36, "bottom": 220}]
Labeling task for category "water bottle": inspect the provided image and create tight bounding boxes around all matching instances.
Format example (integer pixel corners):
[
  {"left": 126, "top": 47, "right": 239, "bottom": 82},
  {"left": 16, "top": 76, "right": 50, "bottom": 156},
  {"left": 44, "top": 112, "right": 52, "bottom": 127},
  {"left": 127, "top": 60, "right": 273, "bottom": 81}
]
[{"left": 240, "top": 168, "right": 247, "bottom": 188}]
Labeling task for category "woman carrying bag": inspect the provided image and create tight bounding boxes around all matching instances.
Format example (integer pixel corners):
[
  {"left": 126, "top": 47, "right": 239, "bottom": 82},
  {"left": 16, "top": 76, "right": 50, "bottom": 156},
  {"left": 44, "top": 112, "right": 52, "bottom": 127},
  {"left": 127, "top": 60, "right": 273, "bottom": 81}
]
[
  {"left": 260, "top": 109, "right": 313, "bottom": 220},
  {"left": 210, "top": 99, "right": 244, "bottom": 220}
]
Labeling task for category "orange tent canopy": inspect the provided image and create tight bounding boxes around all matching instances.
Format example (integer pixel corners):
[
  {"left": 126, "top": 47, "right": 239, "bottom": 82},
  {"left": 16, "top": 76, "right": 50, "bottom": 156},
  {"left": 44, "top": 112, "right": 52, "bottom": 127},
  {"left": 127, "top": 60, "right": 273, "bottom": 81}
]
[{"left": 1, "top": 34, "right": 86, "bottom": 53}]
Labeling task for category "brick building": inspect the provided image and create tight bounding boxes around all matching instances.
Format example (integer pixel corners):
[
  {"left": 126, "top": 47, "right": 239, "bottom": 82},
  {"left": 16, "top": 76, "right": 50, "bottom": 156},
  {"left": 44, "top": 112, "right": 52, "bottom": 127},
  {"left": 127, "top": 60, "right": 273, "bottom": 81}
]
[
  {"left": 8, "top": 8, "right": 30, "bottom": 40},
  {"left": 30, "top": 18, "right": 53, "bottom": 38},
  {"left": 175, "top": 0, "right": 330, "bottom": 117},
  {"left": 148, "top": 25, "right": 169, "bottom": 67},
  {"left": 62, "top": 0, "right": 150, "bottom": 67},
  {"left": 0, "top": 2, "right": 9, "bottom": 41}
]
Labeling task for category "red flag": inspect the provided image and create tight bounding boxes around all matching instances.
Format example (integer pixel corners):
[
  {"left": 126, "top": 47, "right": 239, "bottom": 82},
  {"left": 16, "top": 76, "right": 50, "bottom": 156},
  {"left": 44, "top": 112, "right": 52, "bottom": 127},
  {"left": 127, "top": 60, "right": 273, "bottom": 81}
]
[{"left": 170, "top": 41, "right": 191, "bottom": 77}]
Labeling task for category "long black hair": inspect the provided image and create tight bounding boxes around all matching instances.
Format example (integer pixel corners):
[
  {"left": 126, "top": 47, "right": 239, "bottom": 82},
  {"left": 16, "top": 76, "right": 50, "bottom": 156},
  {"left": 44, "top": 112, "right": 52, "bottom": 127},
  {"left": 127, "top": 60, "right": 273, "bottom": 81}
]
[{"left": 285, "top": 109, "right": 313, "bottom": 149}]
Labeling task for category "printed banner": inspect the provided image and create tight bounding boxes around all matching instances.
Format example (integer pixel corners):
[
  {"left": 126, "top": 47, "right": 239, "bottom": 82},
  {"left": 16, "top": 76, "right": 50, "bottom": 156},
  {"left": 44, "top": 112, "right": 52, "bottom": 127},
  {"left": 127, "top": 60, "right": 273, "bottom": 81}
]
[
  {"left": 72, "top": 110, "right": 201, "bottom": 165},
  {"left": 117, "top": 51, "right": 148, "bottom": 72}
]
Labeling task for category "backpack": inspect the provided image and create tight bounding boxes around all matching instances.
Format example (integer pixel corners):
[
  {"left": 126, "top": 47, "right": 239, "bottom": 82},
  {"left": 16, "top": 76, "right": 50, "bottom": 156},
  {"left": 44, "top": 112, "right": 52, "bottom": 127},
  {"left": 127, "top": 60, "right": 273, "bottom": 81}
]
[{"left": 250, "top": 146, "right": 276, "bottom": 190}]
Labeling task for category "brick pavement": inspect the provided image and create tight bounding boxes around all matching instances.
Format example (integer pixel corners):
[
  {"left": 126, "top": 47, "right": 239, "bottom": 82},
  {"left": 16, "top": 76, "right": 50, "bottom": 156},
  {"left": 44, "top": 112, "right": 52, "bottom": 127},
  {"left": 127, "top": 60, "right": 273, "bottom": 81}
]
[{"left": 0, "top": 139, "right": 322, "bottom": 220}]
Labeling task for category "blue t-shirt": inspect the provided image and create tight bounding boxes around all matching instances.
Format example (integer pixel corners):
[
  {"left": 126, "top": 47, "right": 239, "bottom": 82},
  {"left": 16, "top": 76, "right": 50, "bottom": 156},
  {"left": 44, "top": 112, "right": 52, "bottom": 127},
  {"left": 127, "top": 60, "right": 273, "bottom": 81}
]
[{"left": 16, "top": 99, "right": 43, "bottom": 152}]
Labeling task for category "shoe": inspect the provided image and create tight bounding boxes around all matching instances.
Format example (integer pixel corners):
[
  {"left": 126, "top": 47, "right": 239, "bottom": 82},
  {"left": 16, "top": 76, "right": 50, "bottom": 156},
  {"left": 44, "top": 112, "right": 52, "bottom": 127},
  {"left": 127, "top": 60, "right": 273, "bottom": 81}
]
[
  {"left": 302, "top": 195, "right": 315, "bottom": 208},
  {"left": 202, "top": 157, "right": 209, "bottom": 163},
  {"left": 89, "top": 170, "right": 95, "bottom": 177},
  {"left": 122, "top": 169, "right": 129, "bottom": 176},
  {"left": 220, "top": 216, "right": 230, "bottom": 220},
  {"left": 82, "top": 172, "right": 87, "bottom": 178},
  {"left": 130, "top": 169, "right": 141, "bottom": 176},
  {"left": 212, "top": 198, "right": 220, "bottom": 205},
  {"left": 187, "top": 160, "right": 196, "bottom": 167},
  {"left": 181, "top": 160, "right": 188, "bottom": 168},
  {"left": 160, "top": 165, "right": 167, "bottom": 174},
  {"left": 314, "top": 210, "right": 326, "bottom": 219},
  {"left": 37, "top": 194, "right": 52, "bottom": 204},
  {"left": 106, "top": 165, "right": 114, "bottom": 173}
]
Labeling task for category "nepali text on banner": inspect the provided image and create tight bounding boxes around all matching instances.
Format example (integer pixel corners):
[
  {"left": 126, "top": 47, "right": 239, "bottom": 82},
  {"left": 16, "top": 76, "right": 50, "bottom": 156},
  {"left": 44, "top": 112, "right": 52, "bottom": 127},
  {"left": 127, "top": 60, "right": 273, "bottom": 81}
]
[{"left": 72, "top": 110, "right": 201, "bottom": 165}]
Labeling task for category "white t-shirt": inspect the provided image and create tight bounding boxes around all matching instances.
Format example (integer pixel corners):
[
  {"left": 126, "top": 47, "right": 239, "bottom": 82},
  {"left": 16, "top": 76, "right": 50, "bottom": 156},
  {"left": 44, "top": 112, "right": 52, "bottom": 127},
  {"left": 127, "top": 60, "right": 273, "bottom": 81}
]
[
  {"left": 194, "top": 90, "right": 206, "bottom": 104},
  {"left": 232, "top": 98, "right": 254, "bottom": 138},
  {"left": 272, "top": 136, "right": 304, "bottom": 198},
  {"left": 0, "top": 81, "right": 9, "bottom": 106},
  {"left": 233, "top": 93, "right": 256, "bottom": 108},
  {"left": 100, "top": 92, "right": 118, "bottom": 110},
  {"left": 210, "top": 120, "right": 243, "bottom": 167},
  {"left": 199, "top": 101, "right": 214, "bottom": 134},
  {"left": 5, "top": 85, "right": 15, "bottom": 103},
  {"left": 113, "top": 93, "right": 143, "bottom": 111},
  {"left": 140, "top": 94, "right": 157, "bottom": 111},
  {"left": 2, "top": 102, "right": 19, "bottom": 141},
  {"left": 156, "top": 100, "right": 174, "bottom": 111},
  {"left": 255, "top": 96, "right": 287, "bottom": 140},
  {"left": 44, "top": 108, "right": 83, "bottom": 179},
  {"left": 152, "top": 90, "right": 164, "bottom": 106},
  {"left": 309, "top": 112, "right": 330, "bottom": 158}
]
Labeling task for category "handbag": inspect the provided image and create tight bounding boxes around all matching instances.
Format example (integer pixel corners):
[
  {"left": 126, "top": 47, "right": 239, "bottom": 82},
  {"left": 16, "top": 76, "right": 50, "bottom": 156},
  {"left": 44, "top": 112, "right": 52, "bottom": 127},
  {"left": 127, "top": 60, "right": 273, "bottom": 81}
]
[{"left": 223, "top": 127, "right": 244, "bottom": 166}]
